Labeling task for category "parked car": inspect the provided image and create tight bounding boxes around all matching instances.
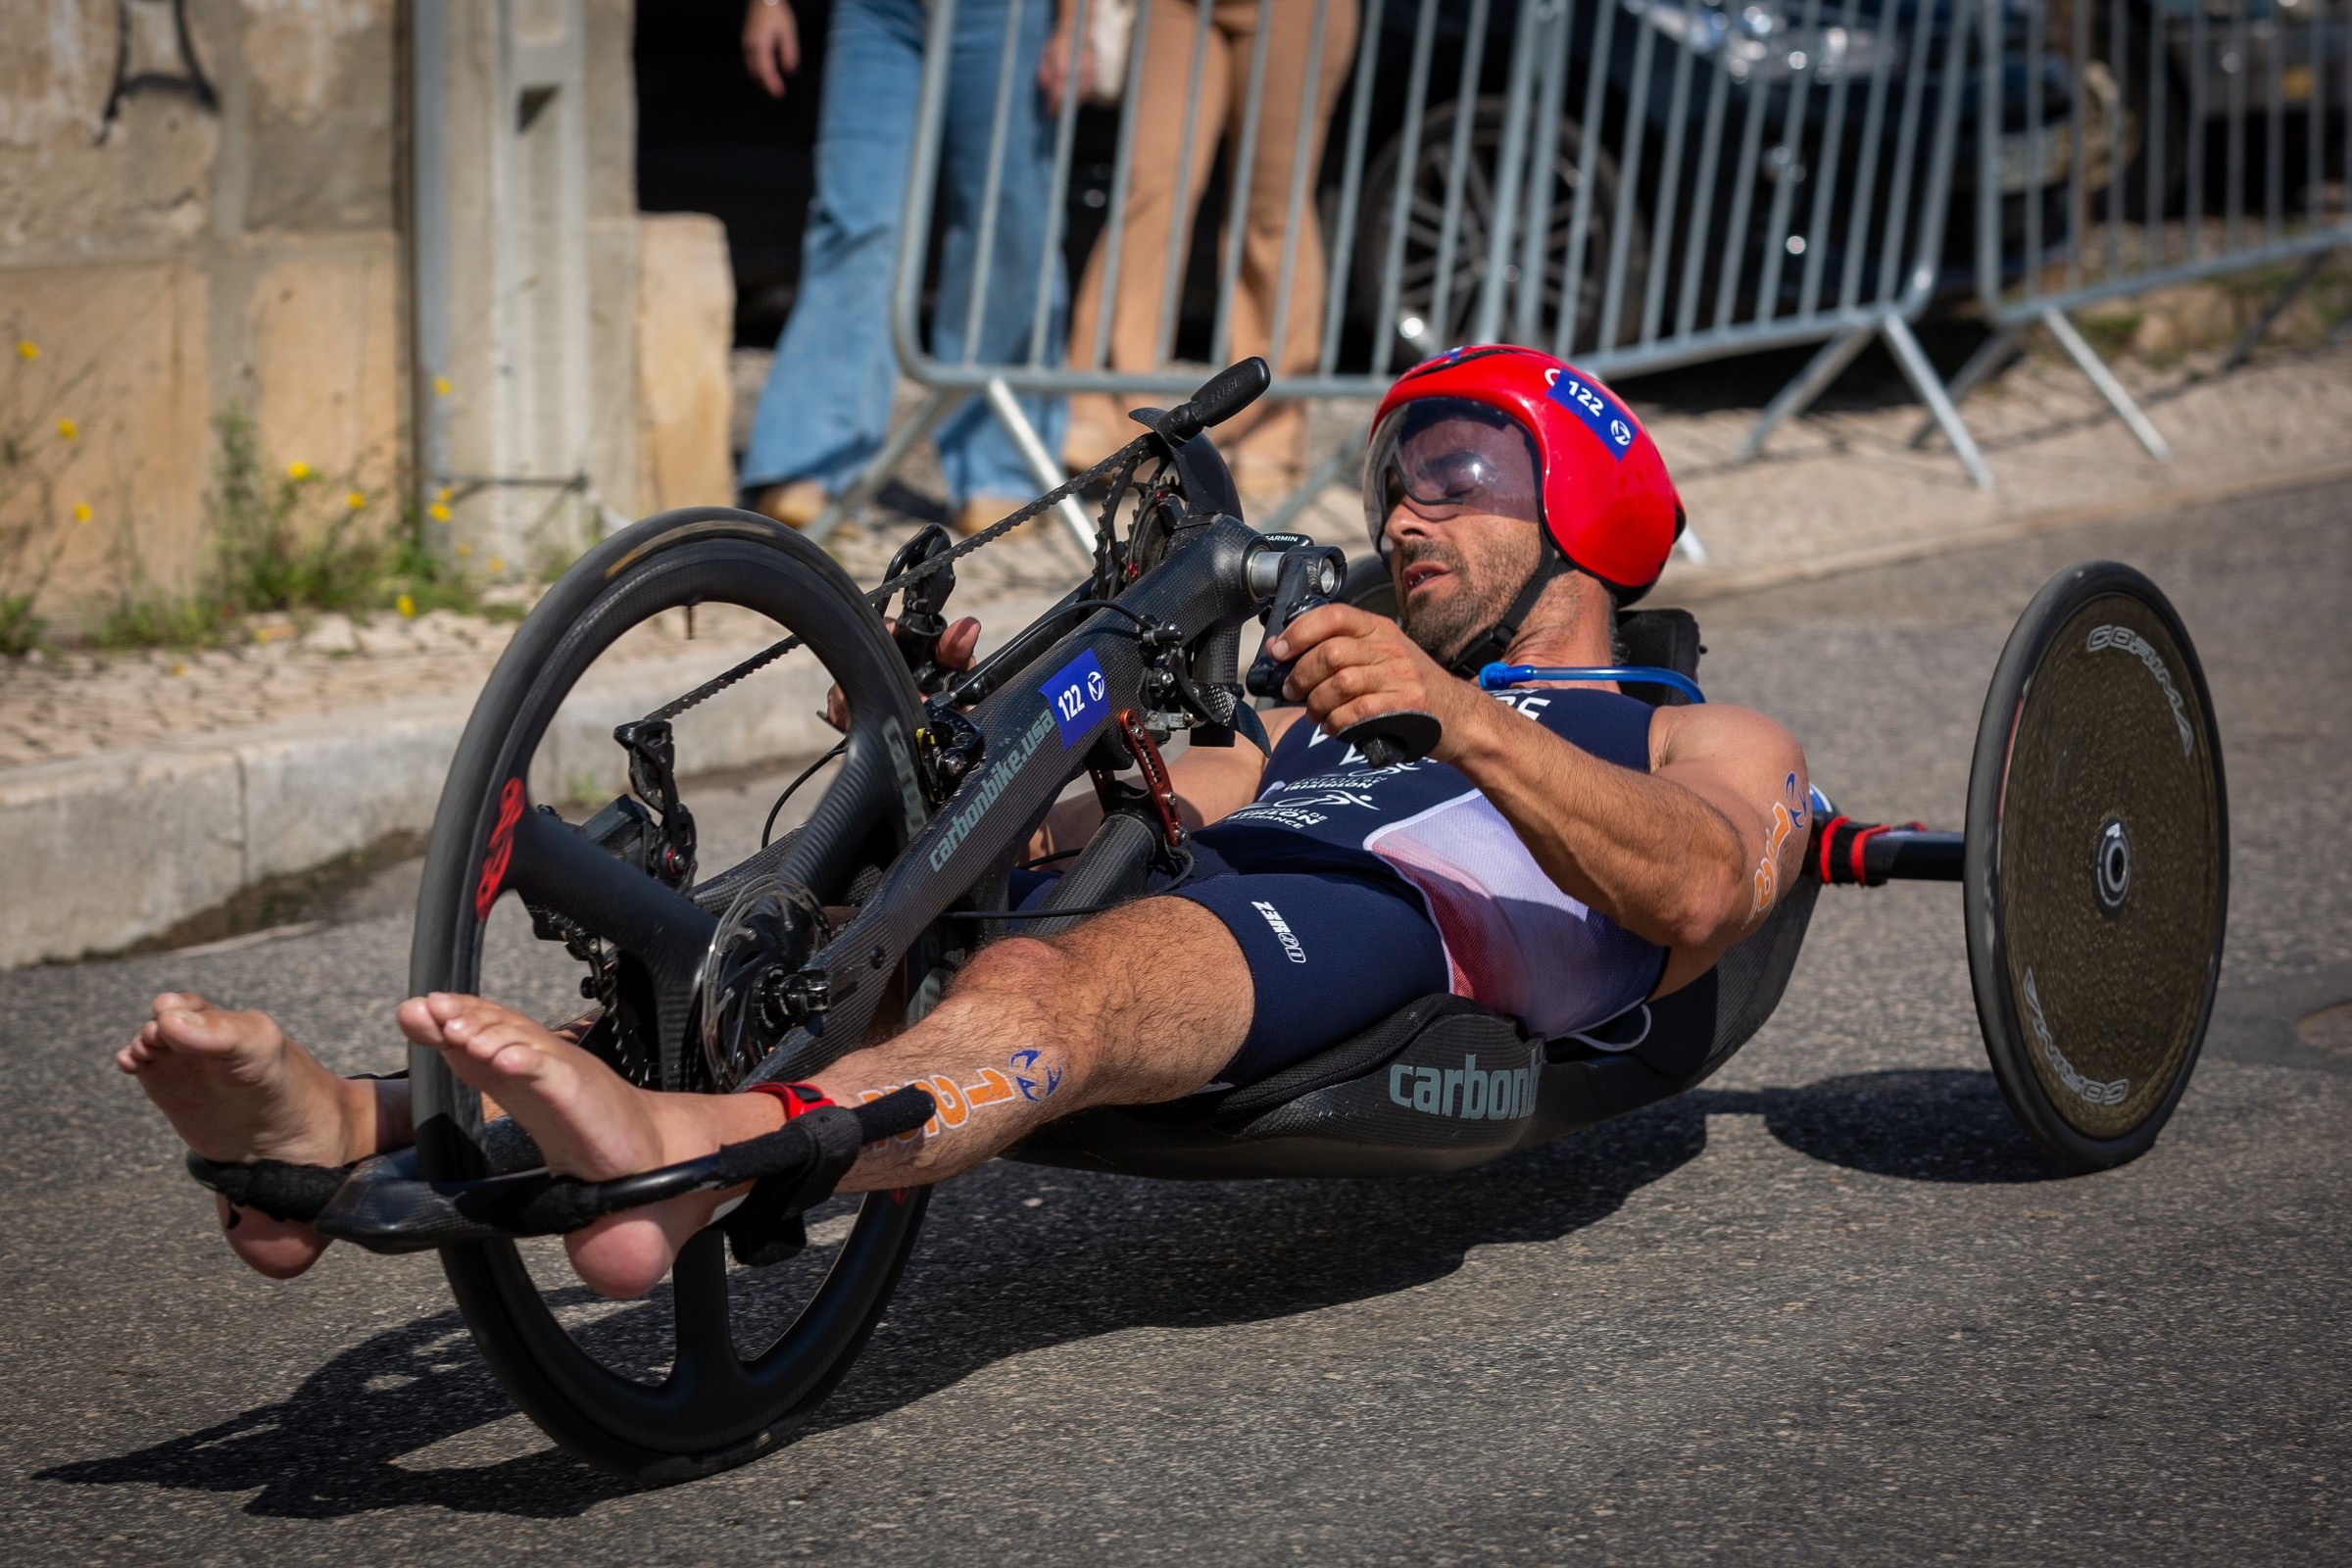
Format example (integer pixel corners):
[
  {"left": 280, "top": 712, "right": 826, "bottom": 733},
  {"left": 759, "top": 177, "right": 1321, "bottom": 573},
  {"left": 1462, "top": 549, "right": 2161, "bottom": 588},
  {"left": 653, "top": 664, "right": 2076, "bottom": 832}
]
[{"left": 1324, "top": 0, "right": 2092, "bottom": 361}]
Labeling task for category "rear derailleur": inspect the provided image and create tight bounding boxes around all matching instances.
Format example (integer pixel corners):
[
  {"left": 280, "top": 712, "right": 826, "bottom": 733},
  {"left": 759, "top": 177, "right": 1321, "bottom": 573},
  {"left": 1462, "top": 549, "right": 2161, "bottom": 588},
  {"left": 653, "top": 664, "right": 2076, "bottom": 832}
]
[{"left": 521, "top": 715, "right": 704, "bottom": 1086}]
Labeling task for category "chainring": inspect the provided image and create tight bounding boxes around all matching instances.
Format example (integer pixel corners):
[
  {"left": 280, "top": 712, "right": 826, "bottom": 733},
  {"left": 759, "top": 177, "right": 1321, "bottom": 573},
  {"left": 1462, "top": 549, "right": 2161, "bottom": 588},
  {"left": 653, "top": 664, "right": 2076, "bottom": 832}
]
[{"left": 699, "top": 872, "right": 830, "bottom": 1092}]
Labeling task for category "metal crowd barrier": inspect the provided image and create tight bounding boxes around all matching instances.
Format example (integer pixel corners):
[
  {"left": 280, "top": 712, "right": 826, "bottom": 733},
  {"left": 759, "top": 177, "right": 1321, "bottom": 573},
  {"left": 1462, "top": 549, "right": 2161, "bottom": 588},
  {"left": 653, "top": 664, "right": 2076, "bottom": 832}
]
[
  {"left": 808, "top": 0, "right": 1996, "bottom": 544},
  {"left": 1953, "top": 0, "right": 2352, "bottom": 461}
]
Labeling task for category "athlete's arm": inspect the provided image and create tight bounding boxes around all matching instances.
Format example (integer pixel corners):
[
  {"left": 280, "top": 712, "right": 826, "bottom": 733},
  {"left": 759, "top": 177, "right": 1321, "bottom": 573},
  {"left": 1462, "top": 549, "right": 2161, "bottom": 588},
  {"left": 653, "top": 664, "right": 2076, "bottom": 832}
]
[
  {"left": 1027, "top": 709, "right": 1304, "bottom": 858},
  {"left": 1269, "top": 605, "right": 1808, "bottom": 992}
]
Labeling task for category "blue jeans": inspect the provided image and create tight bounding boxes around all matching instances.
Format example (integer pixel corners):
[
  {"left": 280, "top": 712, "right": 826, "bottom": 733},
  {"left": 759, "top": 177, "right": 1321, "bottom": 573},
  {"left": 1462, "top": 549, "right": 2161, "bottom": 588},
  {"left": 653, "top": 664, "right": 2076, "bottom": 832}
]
[{"left": 741, "top": 0, "right": 1066, "bottom": 509}]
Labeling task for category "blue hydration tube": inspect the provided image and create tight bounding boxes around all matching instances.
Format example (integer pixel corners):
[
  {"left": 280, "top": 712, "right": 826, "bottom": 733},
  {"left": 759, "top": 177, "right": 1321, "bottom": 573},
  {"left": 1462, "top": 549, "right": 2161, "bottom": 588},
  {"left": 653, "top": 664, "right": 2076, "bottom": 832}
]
[{"left": 1476, "top": 662, "right": 1707, "bottom": 705}]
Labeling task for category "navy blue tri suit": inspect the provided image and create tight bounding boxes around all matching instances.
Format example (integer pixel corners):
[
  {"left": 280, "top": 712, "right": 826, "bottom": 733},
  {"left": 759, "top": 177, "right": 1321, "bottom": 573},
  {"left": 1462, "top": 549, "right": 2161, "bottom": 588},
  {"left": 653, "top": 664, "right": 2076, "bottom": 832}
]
[{"left": 1026, "top": 687, "right": 1670, "bottom": 1088}]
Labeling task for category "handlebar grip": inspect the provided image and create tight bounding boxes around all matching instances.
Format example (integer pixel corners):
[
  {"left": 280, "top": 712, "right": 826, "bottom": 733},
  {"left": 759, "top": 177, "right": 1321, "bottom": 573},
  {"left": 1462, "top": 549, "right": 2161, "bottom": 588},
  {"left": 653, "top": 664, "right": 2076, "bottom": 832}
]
[
  {"left": 1158, "top": 357, "right": 1271, "bottom": 444},
  {"left": 1334, "top": 710, "right": 1442, "bottom": 768},
  {"left": 852, "top": 1083, "right": 938, "bottom": 1142}
]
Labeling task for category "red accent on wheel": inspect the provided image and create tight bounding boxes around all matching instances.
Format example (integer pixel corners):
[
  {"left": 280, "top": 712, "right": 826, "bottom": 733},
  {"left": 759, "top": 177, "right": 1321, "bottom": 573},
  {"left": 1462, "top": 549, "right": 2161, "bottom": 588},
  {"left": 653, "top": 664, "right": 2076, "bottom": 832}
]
[{"left": 472, "top": 777, "right": 527, "bottom": 920}]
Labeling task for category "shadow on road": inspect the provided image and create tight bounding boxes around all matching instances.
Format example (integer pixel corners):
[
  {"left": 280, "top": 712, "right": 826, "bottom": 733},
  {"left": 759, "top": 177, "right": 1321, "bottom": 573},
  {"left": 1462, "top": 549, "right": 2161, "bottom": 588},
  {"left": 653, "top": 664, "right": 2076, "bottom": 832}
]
[
  {"left": 38, "top": 1067, "right": 2052, "bottom": 1516},
  {"left": 1740, "top": 1067, "right": 2063, "bottom": 1184},
  {"left": 36, "top": 1305, "right": 636, "bottom": 1517}
]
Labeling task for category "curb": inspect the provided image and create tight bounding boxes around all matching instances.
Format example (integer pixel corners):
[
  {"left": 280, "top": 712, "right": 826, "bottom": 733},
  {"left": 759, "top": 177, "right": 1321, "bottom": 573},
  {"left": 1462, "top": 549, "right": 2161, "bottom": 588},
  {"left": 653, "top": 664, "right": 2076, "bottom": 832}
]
[
  {"left": 0, "top": 591, "right": 1064, "bottom": 969},
  {"left": 2, "top": 695, "right": 477, "bottom": 968}
]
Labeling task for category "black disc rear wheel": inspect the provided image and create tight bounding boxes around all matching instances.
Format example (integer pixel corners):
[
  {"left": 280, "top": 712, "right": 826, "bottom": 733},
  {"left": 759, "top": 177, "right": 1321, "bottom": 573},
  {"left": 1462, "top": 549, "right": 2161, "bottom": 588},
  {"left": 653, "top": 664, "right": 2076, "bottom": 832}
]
[
  {"left": 1964, "top": 560, "right": 2228, "bottom": 1173},
  {"left": 409, "top": 507, "right": 932, "bottom": 1481}
]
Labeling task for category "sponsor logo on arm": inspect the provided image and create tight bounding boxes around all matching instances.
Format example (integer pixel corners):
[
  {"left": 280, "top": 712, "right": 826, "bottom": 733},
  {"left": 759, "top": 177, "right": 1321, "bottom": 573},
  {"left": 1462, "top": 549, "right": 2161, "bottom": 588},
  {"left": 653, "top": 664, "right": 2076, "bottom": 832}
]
[{"left": 1750, "top": 798, "right": 1799, "bottom": 919}]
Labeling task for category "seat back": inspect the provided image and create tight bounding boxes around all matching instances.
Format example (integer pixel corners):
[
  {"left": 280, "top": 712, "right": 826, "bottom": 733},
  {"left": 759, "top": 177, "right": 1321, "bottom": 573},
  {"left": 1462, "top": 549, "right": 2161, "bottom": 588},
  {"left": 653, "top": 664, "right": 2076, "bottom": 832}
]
[
  {"left": 1571, "top": 869, "right": 1818, "bottom": 1088},
  {"left": 1615, "top": 608, "right": 1703, "bottom": 706}
]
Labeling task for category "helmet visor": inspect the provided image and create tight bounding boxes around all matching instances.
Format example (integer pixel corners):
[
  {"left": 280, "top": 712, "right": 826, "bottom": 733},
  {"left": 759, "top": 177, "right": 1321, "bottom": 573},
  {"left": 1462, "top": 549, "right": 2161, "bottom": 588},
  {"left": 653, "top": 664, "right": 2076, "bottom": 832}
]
[{"left": 1362, "top": 397, "right": 1544, "bottom": 556}]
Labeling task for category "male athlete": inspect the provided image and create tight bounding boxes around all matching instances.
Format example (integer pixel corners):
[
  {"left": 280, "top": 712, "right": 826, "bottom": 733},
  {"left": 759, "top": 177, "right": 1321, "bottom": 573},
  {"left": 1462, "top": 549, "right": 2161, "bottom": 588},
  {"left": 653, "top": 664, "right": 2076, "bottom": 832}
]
[{"left": 122, "top": 346, "right": 1808, "bottom": 1299}]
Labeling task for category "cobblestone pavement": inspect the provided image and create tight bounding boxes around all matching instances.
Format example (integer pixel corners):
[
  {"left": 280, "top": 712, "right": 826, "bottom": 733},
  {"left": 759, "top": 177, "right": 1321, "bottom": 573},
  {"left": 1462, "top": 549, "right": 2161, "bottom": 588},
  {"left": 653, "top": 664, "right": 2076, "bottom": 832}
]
[{"left": 6, "top": 337, "right": 2345, "bottom": 768}]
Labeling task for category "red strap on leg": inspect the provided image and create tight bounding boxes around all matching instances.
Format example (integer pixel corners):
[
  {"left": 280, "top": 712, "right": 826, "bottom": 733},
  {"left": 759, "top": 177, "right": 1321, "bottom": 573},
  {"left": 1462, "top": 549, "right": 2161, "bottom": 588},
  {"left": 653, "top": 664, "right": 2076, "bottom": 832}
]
[{"left": 739, "top": 1081, "right": 835, "bottom": 1119}]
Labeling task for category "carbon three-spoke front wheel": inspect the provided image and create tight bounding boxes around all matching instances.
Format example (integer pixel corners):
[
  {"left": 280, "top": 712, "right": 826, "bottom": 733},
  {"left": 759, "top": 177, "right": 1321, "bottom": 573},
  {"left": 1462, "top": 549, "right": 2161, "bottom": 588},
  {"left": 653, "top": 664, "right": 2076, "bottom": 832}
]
[{"left": 408, "top": 508, "right": 932, "bottom": 1481}]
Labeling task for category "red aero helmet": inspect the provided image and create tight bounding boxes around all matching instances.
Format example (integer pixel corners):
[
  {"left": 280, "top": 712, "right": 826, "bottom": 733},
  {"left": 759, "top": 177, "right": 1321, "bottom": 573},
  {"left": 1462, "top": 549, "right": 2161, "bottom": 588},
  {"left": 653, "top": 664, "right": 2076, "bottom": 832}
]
[{"left": 1366, "top": 344, "right": 1685, "bottom": 600}]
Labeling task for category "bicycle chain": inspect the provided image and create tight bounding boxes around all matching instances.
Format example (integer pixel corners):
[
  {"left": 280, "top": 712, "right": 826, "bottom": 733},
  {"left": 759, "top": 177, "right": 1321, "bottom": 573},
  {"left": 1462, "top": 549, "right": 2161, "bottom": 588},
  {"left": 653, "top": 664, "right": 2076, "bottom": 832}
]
[{"left": 639, "top": 430, "right": 1162, "bottom": 726}]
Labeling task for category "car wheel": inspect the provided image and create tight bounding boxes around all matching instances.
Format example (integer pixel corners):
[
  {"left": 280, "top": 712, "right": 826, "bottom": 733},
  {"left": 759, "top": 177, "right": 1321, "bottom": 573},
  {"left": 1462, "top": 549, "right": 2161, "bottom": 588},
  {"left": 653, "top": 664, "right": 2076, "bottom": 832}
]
[{"left": 1353, "top": 95, "right": 1645, "bottom": 359}]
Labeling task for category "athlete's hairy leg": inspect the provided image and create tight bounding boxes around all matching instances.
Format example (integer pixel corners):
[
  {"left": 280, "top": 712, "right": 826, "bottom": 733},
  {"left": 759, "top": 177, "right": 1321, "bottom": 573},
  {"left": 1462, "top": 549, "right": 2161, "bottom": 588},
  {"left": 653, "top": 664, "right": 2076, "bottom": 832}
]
[
  {"left": 811, "top": 893, "right": 1254, "bottom": 1189},
  {"left": 404, "top": 896, "right": 1253, "bottom": 1298},
  {"left": 118, "top": 994, "right": 411, "bottom": 1279}
]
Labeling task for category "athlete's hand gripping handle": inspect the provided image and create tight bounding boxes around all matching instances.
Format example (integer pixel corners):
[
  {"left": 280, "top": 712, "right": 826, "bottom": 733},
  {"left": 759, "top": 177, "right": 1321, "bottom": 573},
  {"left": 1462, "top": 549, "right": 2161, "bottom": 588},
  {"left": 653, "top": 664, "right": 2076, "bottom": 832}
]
[
  {"left": 1245, "top": 546, "right": 1346, "bottom": 700},
  {"left": 1244, "top": 546, "right": 1445, "bottom": 768}
]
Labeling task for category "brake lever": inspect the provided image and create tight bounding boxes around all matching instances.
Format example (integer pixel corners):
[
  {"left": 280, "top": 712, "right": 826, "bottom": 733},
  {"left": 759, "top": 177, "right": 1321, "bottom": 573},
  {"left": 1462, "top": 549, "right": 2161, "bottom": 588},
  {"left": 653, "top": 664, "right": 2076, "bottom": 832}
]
[
  {"left": 1243, "top": 545, "right": 1441, "bottom": 769},
  {"left": 1243, "top": 546, "right": 1348, "bottom": 701},
  {"left": 1227, "top": 702, "right": 1273, "bottom": 759}
]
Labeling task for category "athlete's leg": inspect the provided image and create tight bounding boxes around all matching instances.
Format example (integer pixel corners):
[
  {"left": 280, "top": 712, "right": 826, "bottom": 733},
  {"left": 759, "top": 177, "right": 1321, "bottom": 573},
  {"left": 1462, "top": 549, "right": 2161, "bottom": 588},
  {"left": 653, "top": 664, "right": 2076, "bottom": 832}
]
[
  {"left": 117, "top": 994, "right": 411, "bottom": 1279},
  {"left": 404, "top": 895, "right": 1254, "bottom": 1298}
]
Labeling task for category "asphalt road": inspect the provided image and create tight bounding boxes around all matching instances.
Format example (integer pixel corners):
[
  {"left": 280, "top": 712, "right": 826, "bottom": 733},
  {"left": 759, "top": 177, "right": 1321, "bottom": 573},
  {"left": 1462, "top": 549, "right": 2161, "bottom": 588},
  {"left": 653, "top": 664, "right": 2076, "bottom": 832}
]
[{"left": 4, "top": 480, "right": 2347, "bottom": 1565}]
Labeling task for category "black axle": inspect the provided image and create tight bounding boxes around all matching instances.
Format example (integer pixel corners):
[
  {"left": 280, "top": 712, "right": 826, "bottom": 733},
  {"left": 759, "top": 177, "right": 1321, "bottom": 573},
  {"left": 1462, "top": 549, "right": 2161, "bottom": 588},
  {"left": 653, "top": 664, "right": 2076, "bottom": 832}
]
[
  {"left": 1811, "top": 822, "right": 1965, "bottom": 886},
  {"left": 1865, "top": 829, "right": 1965, "bottom": 882}
]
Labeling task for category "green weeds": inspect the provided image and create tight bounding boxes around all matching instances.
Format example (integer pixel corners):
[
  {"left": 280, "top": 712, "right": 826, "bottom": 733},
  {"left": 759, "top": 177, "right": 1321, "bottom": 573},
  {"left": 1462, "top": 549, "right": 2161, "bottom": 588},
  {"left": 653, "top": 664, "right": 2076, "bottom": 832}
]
[{"left": 91, "top": 410, "right": 490, "bottom": 651}]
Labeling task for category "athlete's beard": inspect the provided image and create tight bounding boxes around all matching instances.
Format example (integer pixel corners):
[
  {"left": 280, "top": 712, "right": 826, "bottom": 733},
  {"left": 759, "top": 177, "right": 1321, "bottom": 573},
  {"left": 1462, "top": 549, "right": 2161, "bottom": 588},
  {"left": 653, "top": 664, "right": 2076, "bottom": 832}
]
[{"left": 1396, "top": 535, "right": 1532, "bottom": 664}]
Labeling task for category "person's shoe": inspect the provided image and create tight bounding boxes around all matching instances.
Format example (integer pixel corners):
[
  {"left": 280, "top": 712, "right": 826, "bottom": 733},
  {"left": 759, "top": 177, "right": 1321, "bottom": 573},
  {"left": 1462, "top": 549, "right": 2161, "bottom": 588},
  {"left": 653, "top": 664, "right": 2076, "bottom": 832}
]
[
  {"left": 749, "top": 479, "right": 829, "bottom": 529},
  {"left": 955, "top": 496, "right": 1034, "bottom": 538}
]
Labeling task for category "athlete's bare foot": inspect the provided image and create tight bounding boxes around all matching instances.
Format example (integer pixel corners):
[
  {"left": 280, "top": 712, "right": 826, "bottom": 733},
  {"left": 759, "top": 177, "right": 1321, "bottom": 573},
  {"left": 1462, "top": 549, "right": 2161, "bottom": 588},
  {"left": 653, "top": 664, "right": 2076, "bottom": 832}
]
[
  {"left": 116, "top": 994, "right": 396, "bottom": 1280},
  {"left": 397, "top": 993, "right": 782, "bottom": 1298}
]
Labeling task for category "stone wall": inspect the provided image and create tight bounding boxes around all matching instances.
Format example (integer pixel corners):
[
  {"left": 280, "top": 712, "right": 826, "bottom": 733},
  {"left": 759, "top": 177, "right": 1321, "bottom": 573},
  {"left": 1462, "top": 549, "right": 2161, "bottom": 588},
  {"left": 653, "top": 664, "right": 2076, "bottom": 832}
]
[
  {"left": 0, "top": 0, "right": 735, "bottom": 636},
  {"left": 0, "top": 0, "right": 409, "bottom": 627}
]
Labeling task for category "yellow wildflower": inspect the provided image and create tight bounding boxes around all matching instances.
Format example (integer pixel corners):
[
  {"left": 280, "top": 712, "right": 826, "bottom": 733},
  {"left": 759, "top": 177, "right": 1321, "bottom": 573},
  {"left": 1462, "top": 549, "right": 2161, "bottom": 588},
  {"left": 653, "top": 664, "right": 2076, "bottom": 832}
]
[
  {"left": 345, "top": 490, "right": 367, "bottom": 511},
  {"left": 56, "top": 417, "right": 77, "bottom": 441},
  {"left": 15, "top": 340, "right": 36, "bottom": 361},
  {"left": 433, "top": 375, "right": 452, "bottom": 397},
  {"left": 169, "top": 662, "right": 187, "bottom": 677},
  {"left": 395, "top": 593, "right": 417, "bottom": 618},
  {"left": 287, "top": 460, "right": 311, "bottom": 480},
  {"left": 455, "top": 541, "right": 473, "bottom": 558},
  {"left": 487, "top": 556, "right": 506, "bottom": 575},
  {"left": 72, "top": 502, "right": 92, "bottom": 523},
  {"left": 435, "top": 485, "right": 453, "bottom": 503},
  {"left": 427, "top": 502, "right": 452, "bottom": 522}
]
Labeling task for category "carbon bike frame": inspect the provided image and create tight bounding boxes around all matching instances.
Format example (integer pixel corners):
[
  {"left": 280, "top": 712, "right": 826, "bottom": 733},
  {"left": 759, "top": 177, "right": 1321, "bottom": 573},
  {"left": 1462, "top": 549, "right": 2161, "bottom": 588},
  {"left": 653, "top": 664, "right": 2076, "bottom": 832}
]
[
  {"left": 748, "top": 513, "right": 1274, "bottom": 1081},
  {"left": 498, "top": 510, "right": 1282, "bottom": 1096}
]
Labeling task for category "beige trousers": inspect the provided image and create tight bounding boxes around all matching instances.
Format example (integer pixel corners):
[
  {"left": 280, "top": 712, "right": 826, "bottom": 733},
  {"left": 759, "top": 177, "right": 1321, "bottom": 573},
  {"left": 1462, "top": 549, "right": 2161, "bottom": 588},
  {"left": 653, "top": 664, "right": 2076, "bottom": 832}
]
[{"left": 1065, "top": 0, "right": 1360, "bottom": 485}]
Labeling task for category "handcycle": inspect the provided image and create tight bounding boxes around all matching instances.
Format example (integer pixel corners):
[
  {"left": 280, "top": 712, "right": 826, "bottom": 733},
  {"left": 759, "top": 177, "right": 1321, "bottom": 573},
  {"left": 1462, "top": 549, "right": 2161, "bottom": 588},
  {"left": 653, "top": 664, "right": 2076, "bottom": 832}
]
[{"left": 190, "top": 360, "right": 2227, "bottom": 1482}]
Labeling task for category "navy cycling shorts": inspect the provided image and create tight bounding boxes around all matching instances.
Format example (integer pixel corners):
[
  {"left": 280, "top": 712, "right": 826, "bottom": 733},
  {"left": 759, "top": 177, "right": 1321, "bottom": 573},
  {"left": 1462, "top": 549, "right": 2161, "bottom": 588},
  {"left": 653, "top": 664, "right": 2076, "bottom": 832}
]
[
  {"left": 1015, "top": 847, "right": 1450, "bottom": 1088},
  {"left": 1168, "top": 860, "right": 1450, "bottom": 1086}
]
